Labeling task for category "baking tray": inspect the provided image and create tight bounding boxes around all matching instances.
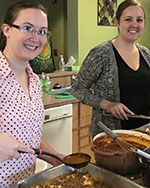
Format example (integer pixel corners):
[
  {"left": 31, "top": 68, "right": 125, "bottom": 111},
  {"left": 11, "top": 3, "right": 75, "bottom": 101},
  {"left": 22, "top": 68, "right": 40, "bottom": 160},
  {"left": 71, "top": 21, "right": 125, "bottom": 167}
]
[{"left": 18, "top": 163, "right": 144, "bottom": 188}]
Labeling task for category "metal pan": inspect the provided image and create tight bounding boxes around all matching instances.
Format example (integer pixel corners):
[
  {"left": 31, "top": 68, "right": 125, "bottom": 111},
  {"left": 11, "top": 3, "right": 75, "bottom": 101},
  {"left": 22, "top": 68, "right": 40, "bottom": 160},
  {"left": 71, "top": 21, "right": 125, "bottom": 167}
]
[{"left": 18, "top": 163, "right": 144, "bottom": 188}]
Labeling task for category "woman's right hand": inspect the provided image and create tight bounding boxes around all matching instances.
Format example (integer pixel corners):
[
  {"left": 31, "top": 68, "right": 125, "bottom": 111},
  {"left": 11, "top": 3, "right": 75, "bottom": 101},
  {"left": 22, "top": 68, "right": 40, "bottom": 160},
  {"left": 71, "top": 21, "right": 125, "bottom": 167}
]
[
  {"left": 100, "top": 99, "right": 134, "bottom": 120},
  {"left": 0, "top": 133, "right": 34, "bottom": 162}
]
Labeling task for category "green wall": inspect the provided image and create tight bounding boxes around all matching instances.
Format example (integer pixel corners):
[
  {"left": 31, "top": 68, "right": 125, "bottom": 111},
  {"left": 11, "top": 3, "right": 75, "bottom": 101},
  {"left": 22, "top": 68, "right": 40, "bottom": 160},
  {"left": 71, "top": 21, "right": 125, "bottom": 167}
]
[
  {"left": 0, "top": 0, "right": 150, "bottom": 69},
  {"left": 68, "top": 0, "right": 150, "bottom": 66},
  {"left": 137, "top": 0, "right": 150, "bottom": 48},
  {"left": 67, "top": 0, "right": 78, "bottom": 62}
]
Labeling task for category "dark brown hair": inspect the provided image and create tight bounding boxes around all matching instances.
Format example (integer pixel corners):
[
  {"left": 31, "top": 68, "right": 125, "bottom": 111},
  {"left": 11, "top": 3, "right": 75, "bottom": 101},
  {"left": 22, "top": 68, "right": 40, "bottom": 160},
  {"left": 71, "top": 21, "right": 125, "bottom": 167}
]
[
  {"left": 116, "top": 0, "right": 145, "bottom": 22},
  {"left": 0, "top": 0, "right": 47, "bottom": 52}
]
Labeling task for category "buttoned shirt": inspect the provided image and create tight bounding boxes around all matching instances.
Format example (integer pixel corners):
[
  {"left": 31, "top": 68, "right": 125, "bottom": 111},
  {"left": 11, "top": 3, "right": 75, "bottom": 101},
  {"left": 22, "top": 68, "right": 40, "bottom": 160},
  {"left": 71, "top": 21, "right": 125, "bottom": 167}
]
[{"left": 0, "top": 51, "right": 44, "bottom": 188}]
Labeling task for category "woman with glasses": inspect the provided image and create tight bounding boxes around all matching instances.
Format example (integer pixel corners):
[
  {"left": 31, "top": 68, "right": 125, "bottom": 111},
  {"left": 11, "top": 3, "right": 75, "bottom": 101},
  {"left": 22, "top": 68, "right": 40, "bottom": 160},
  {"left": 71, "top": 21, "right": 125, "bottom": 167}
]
[
  {"left": 72, "top": 0, "right": 150, "bottom": 138},
  {"left": 0, "top": 0, "right": 65, "bottom": 187}
]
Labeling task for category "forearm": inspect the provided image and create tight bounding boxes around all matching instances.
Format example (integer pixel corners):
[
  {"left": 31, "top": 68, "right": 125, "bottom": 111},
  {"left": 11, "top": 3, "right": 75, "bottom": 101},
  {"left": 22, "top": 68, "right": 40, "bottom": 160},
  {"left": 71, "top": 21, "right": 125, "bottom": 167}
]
[
  {"left": 72, "top": 88, "right": 101, "bottom": 108},
  {"left": 72, "top": 76, "right": 102, "bottom": 110},
  {"left": 72, "top": 50, "right": 104, "bottom": 110},
  {"left": 38, "top": 139, "right": 65, "bottom": 166}
]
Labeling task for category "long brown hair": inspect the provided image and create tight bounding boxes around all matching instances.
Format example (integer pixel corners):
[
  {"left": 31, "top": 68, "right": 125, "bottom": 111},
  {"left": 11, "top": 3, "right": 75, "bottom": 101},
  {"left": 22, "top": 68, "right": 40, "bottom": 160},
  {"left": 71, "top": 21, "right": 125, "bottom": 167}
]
[{"left": 0, "top": 0, "right": 47, "bottom": 52}]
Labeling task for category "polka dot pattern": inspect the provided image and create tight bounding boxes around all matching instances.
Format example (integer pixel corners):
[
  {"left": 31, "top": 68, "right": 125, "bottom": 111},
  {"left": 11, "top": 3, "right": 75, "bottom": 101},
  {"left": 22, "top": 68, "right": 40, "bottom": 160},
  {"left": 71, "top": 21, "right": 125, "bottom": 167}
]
[{"left": 0, "top": 52, "right": 44, "bottom": 188}]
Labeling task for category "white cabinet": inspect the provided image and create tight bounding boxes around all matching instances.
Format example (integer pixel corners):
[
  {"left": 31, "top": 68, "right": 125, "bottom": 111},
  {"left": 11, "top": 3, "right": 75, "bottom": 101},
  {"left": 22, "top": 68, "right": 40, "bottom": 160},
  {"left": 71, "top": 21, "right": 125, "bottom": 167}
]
[
  {"left": 35, "top": 104, "right": 73, "bottom": 173},
  {"left": 43, "top": 104, "right": 73, "bottom": 155}
]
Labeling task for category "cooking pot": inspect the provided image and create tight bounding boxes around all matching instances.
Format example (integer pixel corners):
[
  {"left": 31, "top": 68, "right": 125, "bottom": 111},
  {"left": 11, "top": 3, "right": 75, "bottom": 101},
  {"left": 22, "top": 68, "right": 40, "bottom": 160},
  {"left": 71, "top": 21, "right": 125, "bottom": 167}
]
[{"left": 91, "top": 130, "right": 150, "bottom": 175}]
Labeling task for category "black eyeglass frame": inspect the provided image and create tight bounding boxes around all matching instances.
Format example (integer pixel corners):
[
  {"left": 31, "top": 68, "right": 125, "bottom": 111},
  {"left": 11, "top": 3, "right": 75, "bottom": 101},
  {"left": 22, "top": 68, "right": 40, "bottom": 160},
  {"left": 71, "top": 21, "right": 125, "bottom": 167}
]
[{"left": 9, "top": 24, "right": 52, "bottom": 38}]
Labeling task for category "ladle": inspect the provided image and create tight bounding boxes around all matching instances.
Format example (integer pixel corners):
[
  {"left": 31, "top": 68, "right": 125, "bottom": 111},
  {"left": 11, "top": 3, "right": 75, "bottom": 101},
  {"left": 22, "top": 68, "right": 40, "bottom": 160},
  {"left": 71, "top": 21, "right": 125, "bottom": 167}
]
[
  {"left": 144, "top": 147, "right": 150, "bottom": 161},
  {"left": 20, "top": 148, "right": 91, "bottom": 169}
]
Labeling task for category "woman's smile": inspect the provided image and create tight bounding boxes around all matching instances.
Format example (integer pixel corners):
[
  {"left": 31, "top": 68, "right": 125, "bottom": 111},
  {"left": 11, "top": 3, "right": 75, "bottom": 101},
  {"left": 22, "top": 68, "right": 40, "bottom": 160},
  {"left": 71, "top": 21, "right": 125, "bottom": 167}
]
[{"left": 24, "top": 43, "right": 39, "bottom": 51}]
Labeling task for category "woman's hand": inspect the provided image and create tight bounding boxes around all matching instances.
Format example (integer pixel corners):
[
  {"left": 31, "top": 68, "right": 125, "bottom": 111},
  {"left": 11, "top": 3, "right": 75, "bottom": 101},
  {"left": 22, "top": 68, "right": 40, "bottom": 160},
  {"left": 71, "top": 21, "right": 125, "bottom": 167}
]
[
  {"left": 0, "top": 133, "right": 34, "bottom": 162},
  {"left": 100, "top": 99, "right": 134, "bottom": 120}
]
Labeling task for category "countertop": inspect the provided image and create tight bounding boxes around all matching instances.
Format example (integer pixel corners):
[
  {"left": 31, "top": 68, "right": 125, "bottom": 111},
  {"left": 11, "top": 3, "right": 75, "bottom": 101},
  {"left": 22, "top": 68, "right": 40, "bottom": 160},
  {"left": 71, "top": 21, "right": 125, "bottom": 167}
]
[
  {"left": 42, "top": 91, "right": 79, "bottom": 109},
  {"left": 39, "top": 70, "right": 77, "bottom": 78},
  {"left": 41, "top": 71, "right": 79, "bottom": 109}
]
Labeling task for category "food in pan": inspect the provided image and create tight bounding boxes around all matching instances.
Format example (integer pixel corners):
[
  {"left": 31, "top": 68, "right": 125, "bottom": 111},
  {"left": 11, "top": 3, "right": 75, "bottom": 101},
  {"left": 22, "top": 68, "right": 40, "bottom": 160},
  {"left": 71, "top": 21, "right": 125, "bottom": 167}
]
[
  {"left": 33, "top": 171, "right": 117, "bottom": 188},
  {"left": 91, "top": 131, "right": 150, "bottom": 175},
  {"left": 93, "top": 132, "right": 150, "bottom": 152}
]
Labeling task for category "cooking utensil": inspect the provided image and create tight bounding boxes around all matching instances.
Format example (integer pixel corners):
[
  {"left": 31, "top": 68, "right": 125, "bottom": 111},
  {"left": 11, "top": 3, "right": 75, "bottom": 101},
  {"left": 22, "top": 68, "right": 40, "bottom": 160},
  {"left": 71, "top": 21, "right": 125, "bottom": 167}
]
[
  {"left": 46, "top": 91, "right": 71, "bottom": 95},
  {"left": 144, "top": 147, "right": 150, "bottom": 154},
  {"left": 102, "top": 111, "right": 150, "bottom": 120},
  {"left": 97, "top": 121, "right": 150, "bottom": 160},
  {"left": 63, "top": 152, "right": 91, "bottom": 168},
  {"left": 55, "top": 95, "right": 74, "bottom": 99},
  {"left": 127, "top": 114, "right": 150, "bottom": 120},
  {"left": 20, "top": 149, "right": 91, "bottom": 169},
  {"left": 46, "top": 91, "right": 74, "bottom": 99}
]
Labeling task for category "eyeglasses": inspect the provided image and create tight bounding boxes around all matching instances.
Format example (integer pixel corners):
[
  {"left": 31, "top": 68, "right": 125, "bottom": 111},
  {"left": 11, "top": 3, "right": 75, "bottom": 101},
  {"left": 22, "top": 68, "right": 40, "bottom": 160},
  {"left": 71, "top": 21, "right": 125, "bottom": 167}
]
[{"left": 10, "top": 24, "right": 51, "bottom": 37}]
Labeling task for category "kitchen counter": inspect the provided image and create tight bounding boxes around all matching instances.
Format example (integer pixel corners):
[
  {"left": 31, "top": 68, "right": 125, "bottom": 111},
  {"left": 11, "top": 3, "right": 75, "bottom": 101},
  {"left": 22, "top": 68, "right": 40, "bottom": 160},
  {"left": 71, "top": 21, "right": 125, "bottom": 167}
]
[{"left": 42, "top": 91, "right": 79, "bottom": 109}]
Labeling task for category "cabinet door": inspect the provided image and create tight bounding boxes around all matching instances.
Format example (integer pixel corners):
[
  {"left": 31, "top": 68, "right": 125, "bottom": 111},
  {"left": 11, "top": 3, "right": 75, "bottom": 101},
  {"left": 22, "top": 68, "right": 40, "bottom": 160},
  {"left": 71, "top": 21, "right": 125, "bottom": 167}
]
[
  {"left": 72, "top": 102, "right": 92, "bottom": 152},
  {"left": 72, "top": 103, "right": 79, "bottom": 153},
  {"left": 80, "top": 102, "right": 92, "bottom": 118},
  {"left": 79, "top": 103, "right": 92, "bottom": 149},
  {"left": 72, "top": 102, "right": 95, "bottom": 162}
]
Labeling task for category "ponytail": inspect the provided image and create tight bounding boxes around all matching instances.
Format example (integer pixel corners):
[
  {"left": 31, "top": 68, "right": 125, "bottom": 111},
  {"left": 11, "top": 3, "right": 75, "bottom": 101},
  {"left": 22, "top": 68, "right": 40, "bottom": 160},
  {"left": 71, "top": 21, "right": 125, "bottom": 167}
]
[{"left": 0, "top": 32, "right": 6, "bottom": 52}]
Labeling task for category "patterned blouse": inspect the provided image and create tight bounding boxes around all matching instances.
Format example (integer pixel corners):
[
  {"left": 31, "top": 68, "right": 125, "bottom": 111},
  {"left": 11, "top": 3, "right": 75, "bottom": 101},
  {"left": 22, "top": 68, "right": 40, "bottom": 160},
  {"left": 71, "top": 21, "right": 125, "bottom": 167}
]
[{"left": 0, "top": 51, "right": 44, "bottom": 188}]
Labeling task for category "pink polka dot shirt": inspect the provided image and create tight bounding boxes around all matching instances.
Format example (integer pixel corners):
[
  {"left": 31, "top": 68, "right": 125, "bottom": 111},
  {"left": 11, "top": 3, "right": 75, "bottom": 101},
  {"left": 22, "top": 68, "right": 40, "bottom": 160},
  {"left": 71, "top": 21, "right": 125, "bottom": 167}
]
[{"left": 0, "top": 51, "right": 44, "bottom": 188}]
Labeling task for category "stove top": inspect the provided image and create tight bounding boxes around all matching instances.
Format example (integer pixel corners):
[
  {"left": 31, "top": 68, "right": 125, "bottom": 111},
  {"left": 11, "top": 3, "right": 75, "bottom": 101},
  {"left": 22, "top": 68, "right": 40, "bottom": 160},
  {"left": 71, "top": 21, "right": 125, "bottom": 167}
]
[{"left": 126, "top": 172, "right": 145, "bottom": 187}]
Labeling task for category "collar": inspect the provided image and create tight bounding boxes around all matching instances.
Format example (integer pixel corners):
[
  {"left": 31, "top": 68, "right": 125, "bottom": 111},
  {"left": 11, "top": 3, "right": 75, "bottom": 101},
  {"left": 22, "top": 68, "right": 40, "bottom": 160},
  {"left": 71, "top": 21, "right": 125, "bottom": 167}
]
[
  {"left": 0, "top": 51, "right": 12, "bottom": 77},
  {"left": 0, "top": 51, "right": 35, "bottom": 78}
]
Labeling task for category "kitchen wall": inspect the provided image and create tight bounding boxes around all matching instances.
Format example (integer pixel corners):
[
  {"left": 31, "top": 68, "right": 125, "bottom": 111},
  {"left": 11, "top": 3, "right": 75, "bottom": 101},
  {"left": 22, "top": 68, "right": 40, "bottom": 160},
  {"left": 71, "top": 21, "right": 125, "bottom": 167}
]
[
  {"left": 68, "top": 0, "right": 150, "bottom": 66},
  {"left": 0, "top": 0, "right": 150, "bottom": 68},
  {"left": 0, "top": 0, "right": 17, "bottom": 24},
  {"left": 0, "top": 0, "right": 67, "bottom": 70},
  {"left": 38, "top": 0, "right": 67, "bottom": 69}
]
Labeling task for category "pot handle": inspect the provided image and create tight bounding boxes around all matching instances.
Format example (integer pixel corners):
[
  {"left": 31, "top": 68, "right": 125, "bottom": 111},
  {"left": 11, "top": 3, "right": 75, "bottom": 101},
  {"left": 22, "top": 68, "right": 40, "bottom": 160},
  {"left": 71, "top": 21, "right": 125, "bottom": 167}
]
[
  {"left": 91, "top": 145, "right": 97, "bottom": 152},
  {"left": 91, "top": 145, "right": 120, "bottom": 157}
]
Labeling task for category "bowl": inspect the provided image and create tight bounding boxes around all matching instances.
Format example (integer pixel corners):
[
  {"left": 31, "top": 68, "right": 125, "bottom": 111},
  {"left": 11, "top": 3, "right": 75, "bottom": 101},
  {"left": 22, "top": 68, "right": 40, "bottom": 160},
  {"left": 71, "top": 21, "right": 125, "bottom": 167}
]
[
  {"left": 35, "top": 158, "right": 50, "bottom": 174},
  {"left": 91, "top": 130, "right": 150, "bottom": 175}
]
